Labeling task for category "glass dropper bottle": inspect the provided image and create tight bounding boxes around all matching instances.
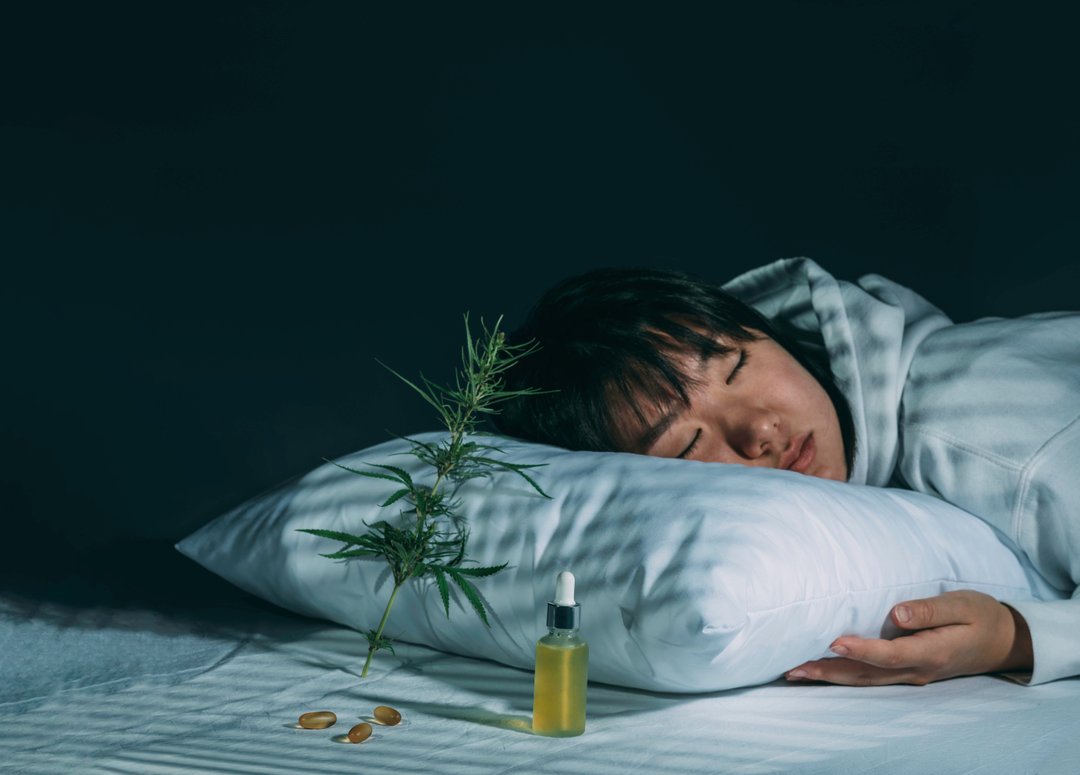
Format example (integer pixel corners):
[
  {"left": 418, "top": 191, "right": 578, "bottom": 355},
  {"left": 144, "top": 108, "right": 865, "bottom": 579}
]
[{"left": 532, "top": 570, "right": 588, "bottom": 736}]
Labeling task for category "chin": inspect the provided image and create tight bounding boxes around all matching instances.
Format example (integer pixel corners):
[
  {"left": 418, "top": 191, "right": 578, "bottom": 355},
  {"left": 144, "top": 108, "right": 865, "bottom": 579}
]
[{"left": 814, "top": 465, "right": 847, "bottom": 482}]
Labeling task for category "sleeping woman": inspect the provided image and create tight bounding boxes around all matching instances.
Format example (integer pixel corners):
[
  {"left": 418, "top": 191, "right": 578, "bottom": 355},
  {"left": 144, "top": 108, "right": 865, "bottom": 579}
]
[{"left": 493, "top": 258, "right": 1080, "bottom": 687}]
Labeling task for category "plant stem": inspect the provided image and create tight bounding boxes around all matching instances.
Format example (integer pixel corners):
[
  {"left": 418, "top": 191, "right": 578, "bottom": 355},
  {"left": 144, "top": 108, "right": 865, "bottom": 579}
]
[
  {"left": 361, "top": 581, "right": 403, "bottom": 678},
  {"left": 354, "top": 320, "right": 538, "bottom": 678}
]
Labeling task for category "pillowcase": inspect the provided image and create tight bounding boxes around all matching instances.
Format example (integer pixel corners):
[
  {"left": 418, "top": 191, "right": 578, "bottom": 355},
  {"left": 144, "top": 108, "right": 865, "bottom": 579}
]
[{"left": 177, "top": 432, "right": 1054, "bottom": 693}]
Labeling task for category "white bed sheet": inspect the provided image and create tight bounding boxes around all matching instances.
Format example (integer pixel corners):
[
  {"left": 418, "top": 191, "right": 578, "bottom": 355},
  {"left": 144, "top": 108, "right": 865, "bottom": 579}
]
[{"left": 2, "top": 595, "right": 1078, "bottom": 775}]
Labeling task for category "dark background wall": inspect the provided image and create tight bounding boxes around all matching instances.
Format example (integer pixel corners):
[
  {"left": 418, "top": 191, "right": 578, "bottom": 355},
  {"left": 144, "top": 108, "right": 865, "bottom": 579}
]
[{"left": 3, "top": 1, "right": 1078, "bottom": 610}]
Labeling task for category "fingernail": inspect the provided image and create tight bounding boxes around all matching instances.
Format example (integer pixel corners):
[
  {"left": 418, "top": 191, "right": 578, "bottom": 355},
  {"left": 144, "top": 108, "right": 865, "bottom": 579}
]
[
  {"left": 787, "top": 669, "right": 808, "bottom": 680},
  {"left": 831, "top": 643, "right": 849, "bottom": 656},
  {"left": 895, "top": 605, "right": 912, "bottom": 624}
]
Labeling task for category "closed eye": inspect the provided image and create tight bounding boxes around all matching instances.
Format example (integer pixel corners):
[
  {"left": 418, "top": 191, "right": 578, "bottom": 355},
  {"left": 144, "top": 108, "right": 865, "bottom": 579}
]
[
  {"left": 677, "top": 429, "right": 702, "bottom": 459},
  {"left": 726, "top": 349, "right": 749, "bottom": 385}
]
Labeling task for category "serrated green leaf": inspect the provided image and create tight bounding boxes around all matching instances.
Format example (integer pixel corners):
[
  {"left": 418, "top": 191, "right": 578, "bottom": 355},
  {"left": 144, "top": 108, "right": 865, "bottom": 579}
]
[
  {"left": 380, "top": 488, "right": 411, "bottom": 508},
  {"left": 433, "top": 568, "right": 451, "bottom": 618},
  {"left": 469, "top": 457, "right": 551, "bottom": 498},
  {"left": 376, "top": 358, "right": 444, "bottom": 416},
  {"left": 449, "top": 563, "right": 507, "bottom": 578},
  {"left": 470, "top": 456, "right": 544, "bottom": 472},
  {"left": 511, "top": 469, "right": 549, "bottom": 498},
  {"left": 327, "top": 460, "right": 406, "bottom": 485},
  {"left": 468, "top": 442, "right": 505, "bottom": 455},
  {"left": 477, "top": 455, "right": 552, "bottom": 498},
  {"left": 366, "top": 463, "right": 414, "bottom": 488},
  {"left": 320, "top": 548, "right": 381, "bottom": 559},
  {"left": 296, "top": 528, "right": 370, "bottom": 545},
  {"left": 325, "top": 458, "right": 396, "bottom": 481},
  {"left": 447, "top": 570, "right": 490, "bottom": 625},
  {"left": 401, "top": 434, "right": 439, "bottom": 459}
]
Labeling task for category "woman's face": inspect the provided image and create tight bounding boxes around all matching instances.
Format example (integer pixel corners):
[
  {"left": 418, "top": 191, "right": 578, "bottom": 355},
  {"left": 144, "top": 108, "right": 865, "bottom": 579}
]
[{"left": 629, "top": 333, "right": 848, "bottom": 481}]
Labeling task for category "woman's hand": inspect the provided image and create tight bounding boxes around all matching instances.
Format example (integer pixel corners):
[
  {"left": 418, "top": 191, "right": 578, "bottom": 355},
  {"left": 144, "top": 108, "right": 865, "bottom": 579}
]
[{"left": 785, "top": 590, "right": 1033, "bottom": 686}]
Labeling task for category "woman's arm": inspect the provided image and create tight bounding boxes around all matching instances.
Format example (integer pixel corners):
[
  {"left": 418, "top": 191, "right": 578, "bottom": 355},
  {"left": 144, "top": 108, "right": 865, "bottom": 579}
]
[
  {"left": 785, "top": 590, "right": 1032, "bottom": 686},
  {"left": 885, "top": 314, "right": 1080, "bottom": 686}
]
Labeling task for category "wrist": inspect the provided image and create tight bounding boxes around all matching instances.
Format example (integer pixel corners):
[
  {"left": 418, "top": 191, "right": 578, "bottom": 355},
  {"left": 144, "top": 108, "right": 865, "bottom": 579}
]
[{"left": 1000, "top": 603, "right": 1034, "bottom": 673}]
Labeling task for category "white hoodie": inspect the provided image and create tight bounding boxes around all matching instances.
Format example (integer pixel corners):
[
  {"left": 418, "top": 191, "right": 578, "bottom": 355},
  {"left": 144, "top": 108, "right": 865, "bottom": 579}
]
[{"left": 725, "top": 257, "right": 1080, "bottom": 685}]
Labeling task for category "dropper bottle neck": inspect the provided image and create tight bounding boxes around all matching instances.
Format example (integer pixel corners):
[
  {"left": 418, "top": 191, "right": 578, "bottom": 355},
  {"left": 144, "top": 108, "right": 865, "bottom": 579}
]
[{"left": 547, "top": 570, "right": 581, "bottom": 630}]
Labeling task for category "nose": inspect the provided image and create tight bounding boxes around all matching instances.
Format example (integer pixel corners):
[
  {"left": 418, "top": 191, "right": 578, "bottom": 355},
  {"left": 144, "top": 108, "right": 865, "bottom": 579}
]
[{"left": 724, "top": 407, "right": 781, "bottom": 463}]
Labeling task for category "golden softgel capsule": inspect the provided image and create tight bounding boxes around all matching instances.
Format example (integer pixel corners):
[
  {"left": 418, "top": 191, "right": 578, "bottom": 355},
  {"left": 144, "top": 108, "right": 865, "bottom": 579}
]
[
  {"left": 347, "top": 722, "right": 373, "bottom": 743},
  {"left": 298, "top": 711, "right": 337, "bottom": 729},
  {"left": 373, "top": 705, "right": 402, "bottom": 726}
]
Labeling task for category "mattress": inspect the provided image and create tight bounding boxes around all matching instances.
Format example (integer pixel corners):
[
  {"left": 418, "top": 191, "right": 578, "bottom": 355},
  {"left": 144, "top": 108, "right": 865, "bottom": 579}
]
[{"left": 2, "top": 593, "right": 1078, "bottom": 775}]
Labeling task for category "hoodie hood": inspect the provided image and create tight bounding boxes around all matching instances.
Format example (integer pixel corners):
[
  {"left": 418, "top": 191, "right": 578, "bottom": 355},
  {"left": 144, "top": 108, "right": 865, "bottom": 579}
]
[{"left": 723, "top": 257, "right": 952, "bottom": 486}]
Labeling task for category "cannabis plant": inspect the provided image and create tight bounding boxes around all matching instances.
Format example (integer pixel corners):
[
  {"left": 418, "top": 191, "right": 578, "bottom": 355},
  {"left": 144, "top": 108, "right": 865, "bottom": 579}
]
[{"left": 298, "top": 315, "right": 549, "bottom": 678}]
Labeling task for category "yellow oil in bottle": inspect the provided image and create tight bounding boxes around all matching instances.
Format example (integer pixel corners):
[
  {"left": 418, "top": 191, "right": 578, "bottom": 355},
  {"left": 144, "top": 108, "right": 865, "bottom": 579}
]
[
  {"left": 532, "top": 633, "right": 588, "bottom": 735},
  {"left": 533, "top": 570, "right": 588, "bottom": 736}
]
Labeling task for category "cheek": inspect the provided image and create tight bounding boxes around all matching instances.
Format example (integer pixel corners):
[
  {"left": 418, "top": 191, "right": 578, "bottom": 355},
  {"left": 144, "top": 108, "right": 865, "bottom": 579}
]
[
  {"left": 772, "top": 365, "right": 827, "bottom": 418},
  {"left": 778, "top": 363, "right": 846, "bottom": 474},
  {"left": 812, "top": 384, "right": 847, "bottom": 476}
]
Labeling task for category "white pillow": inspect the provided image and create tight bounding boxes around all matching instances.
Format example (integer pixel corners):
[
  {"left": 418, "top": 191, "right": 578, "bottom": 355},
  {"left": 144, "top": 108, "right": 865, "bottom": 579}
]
[{"left": 177, "top": 432, "right": 1053, "bottom": 692}]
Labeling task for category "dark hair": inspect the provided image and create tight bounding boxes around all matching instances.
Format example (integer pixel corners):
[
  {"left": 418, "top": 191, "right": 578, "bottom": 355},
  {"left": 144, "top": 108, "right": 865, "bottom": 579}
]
[{"left": 493, "top": 267, "right": 857, "bottom": 476}]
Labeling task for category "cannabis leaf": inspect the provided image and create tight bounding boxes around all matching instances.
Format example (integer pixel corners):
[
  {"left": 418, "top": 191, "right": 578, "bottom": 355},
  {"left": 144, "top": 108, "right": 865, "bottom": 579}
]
[{"left": 298, "top": 314, "right": 550, "bottom": 678}]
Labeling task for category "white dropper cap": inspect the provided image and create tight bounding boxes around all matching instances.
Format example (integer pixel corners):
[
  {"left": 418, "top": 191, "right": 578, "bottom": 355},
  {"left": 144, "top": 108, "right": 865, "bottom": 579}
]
[
  {"left": 546, "top": 570, "right": 581, "bottom": 629},
  {"left": 554, "top": 571, "right": 576, "bottom": 605}
]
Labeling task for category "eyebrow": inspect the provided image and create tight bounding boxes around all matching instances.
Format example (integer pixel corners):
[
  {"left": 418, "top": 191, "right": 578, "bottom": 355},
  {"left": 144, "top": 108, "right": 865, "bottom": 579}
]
[{"left": 636, "top": 406, "right": 684, "bottom": 452}]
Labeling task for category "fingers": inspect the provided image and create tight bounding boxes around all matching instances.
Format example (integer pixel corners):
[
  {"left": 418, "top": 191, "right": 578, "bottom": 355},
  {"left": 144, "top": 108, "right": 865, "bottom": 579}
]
[
  {"left": 784, "top": 591, "right": 1017, "bottom": 687},
  {"left": 786, "top": 657, "right": 931, "bottom": 687},
  {"left": 828, "top": 628, "right": 955, "bottom": 672},
  {"left": 889, "top": 590, "right": 988, "bottom": 631}
]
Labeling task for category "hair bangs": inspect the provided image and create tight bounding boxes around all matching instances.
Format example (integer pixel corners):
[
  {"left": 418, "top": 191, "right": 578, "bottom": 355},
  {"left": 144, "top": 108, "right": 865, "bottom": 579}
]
[{"left": 596, "top": 340, "right": 716, "bottom": 453}]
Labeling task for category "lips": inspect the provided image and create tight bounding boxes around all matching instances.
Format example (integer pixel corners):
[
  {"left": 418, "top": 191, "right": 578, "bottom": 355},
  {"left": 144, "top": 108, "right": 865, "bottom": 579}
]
[{"left": 780, "top": 433, "right": 816, "bottom": 474}]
